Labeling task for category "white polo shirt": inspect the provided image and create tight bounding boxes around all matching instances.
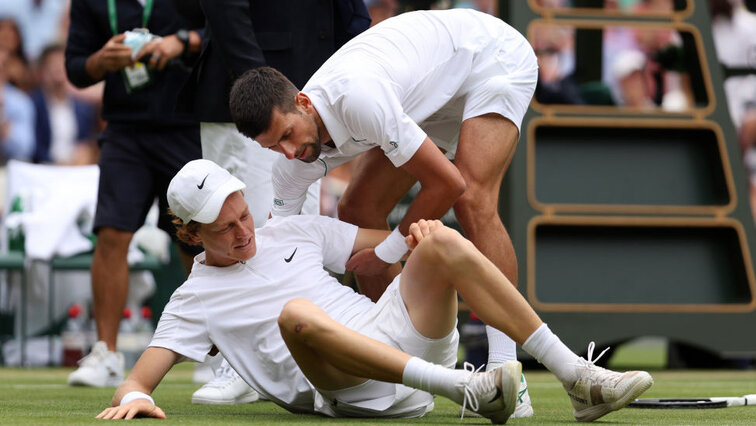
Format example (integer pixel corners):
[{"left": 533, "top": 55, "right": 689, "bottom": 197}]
[
  {"left": 149, "top": 215, "right": 374, "bottom": 413},
  {"left": 271, "top": 9, "right": 534, "bottom": 216}
]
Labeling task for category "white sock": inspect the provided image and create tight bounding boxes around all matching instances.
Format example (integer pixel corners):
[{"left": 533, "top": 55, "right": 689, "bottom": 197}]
[
  {"left": 402, "top": 357, "right": 470, "bottom": 405},
  {"left": 485, "top": 326, "right": 517, "bottom": 371},
  {"left": 521, "top": 323, "right": 580, "bottom": 385}
]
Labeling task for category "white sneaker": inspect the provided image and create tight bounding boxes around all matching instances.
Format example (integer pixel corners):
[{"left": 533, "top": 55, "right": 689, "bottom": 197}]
[
  {"left": 458, "top": 360, "right": 521, "bottom": 424},
  {"left": 192, "top": 360, "right": 260, "bottom": 405},
  {"left": 564, "top": 342, "right": 653, "bottom": 422},
  {"left": 67, "top": 341, "right": 124, "bottom": 387},
  {"left": 194, "top": 354, "right": 223, "bottom": 384},
  {"left": 462, "top": 371, "right": 534, "bottom": 419},
  {"left": 512, "top": 373, "right": 534, "bottom": 418}
]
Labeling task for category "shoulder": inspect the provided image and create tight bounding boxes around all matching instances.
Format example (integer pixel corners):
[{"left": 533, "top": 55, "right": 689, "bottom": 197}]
[{"left": 4, "top": 85, "right": 34, "bottom": 111}]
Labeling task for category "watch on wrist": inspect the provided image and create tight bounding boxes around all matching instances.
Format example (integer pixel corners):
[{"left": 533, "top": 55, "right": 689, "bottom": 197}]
[{"left": 176, "top": 29, "right": 191, "bottom": 53}]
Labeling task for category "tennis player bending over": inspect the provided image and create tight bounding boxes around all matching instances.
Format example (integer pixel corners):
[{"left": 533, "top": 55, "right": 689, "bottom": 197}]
[{"left": 97, "top": 159, "right": 652, "bottom": 423}]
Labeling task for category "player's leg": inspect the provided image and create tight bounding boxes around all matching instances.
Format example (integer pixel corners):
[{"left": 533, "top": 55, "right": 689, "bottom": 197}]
[
  {"left": 454, "top": 115, "right": 524, "bottom": 403},
  {"left": 337, "top": 147, "right": 417, "bottom": 302},
  {"left": 454, "top": 46, "right": 537, "bottom": 413},
  {"left": 278, "top": 297, "right": 517, "bottom": 422},
  {"left": 403, "top": 222, "right": 654, "bottom": 421}
]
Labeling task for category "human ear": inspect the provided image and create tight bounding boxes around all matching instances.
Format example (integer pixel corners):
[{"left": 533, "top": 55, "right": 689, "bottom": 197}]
[{"left": 295, "top": 92, "right": 312, "bottom": 111}]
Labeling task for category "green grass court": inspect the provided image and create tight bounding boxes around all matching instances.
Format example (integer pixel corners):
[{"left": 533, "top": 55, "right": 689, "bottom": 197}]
[{"left": 2, "top": 360, "right": 755, "bottom": 425}]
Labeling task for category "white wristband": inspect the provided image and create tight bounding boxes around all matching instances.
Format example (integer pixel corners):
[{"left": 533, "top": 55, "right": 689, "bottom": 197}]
[
  {"left": 120, "top": 391, "right": 155, "bottom": 406},
  {"left": 374, "top": 228, "right": 408, "bottom": 264}
]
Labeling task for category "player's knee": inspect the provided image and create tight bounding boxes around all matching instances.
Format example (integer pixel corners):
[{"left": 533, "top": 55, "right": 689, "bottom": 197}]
[
  {"left": 420, "top": 227, "right": 472, "bottom": 266},
  {"left": 278, "top": 298, "right": 316, "bottom": 335},
  {"left": 454, "top": 189, "right": 498, "bottom": 225}
]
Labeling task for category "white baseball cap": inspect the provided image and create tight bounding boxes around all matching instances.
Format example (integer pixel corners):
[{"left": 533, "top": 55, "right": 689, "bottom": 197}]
[{"left": 167, "top": 159, "right": 246, "bottom": 224}]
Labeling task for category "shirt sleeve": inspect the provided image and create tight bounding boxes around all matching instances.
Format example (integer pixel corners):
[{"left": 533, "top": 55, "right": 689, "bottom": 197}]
[
  {"left": 338, "top": 79, "right": 427, "bottom": 168},
  {"left": 297, "top": 215, "right": 358, "bottom": 273},
  {"left": 149, "top": 288, "right": 213, "bottom": 362},
  {"left": 65, "top": 0, "right": 107, "bottom": 88},
  {"left": 270, "top": 155, "right": 327, "bottom": 217}
]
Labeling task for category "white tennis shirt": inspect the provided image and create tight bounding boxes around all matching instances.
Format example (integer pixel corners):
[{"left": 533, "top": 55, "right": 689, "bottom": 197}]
[
  {"left": 149, "top": 215, "right": 375, "bottom": 413},
  {"left": 271, "top": 8, "right": 531, "bottom": 216}
]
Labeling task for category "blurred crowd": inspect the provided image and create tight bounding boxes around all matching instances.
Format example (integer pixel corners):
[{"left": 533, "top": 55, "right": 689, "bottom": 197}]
[{"left": 0, "top": 1, "right": 102, "bottom": 172}]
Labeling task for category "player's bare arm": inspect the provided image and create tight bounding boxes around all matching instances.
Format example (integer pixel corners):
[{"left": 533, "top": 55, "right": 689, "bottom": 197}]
[
  {"left": 345, "top": 138, "right": 465, "bottom": 275},
  {"left": 97, "top": 347, "right": 179, "bottom": 420},
  {"left": 398, "top": 138, "right": 466, "bottom": 234}
]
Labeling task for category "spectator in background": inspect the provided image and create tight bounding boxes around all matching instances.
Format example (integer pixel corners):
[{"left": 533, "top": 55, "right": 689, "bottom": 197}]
[
  {"left": 0, "top": 49, "right": 35, "bottom": 164},
  {"left": 180, "top": 0, "right": 370, "bottom": 405},
  {"left": 0, "top": 17, "right": 34, "bottom": 93},
  {"left": 612, "top": 49, "right": 655, "bottom": 108},
  {"left": 531, "top": 24, "right": 584, "bottom": 105},
  {"left": 711, "top": 0, "right": 756, "bottom": 221},
  {"left": 0, "top": 0, "right": 68, "bottom": 62},
  {"left": 64, "top": 0, "right": 203, "bottom": 389},
  {"left": 31, "top": 44, "right": 97, "bottom": 165}
]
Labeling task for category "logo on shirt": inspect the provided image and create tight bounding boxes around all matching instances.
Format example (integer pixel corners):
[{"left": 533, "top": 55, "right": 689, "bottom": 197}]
[
  {"left": 197, "top": 174, "right": 209, "bottom": 189},
  {"left": 284, "top": 248, "right": 298, "bottom": 263},
  {"left": 274, "top": 198, "right": 284, "bottom": 206},
  {"left": 351, "top": 137, "right": 367, "bottom": 142},
  {"left": 389, "top": 141, "right": 398, "bottom": 149}
]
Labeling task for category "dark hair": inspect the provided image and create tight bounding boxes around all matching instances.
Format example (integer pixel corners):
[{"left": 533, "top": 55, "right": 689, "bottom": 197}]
[
  {"left": 0, "top": 17, "right": 25, "bottom": 59},
  {"left": 229, "top": 66, "right": 299, "bottom": 138},
  {"left": 169, "top": 209, "right": 202, "bottom": 246},
  {"left": 38, "top": 43, "right": 65, "bottom": 67}
]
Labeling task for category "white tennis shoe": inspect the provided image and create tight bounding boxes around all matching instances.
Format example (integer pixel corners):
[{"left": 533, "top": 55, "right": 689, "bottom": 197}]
[
  {"left": 564, "top": 342, "right": 654, "bottom": 422},
  {"left": 67, "top": 341, "right": 124, "bottom": 387},
  {"left": 192, "top": 360, "right": 260, "bottom": 405},
  {"left": 458, "top": 360, "right": 521, "bottom": 424}
]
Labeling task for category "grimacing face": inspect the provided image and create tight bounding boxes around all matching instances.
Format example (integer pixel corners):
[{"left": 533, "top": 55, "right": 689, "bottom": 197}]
[
  {"left": 255, "top": 102, "right": 322, "bottom": 164},
  {"left": 193, "top": 191, "right": 256, "bottom": 267}
]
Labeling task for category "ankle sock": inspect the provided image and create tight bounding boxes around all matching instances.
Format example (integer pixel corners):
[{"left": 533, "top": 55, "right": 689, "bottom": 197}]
[{"left": 521, "top": 323, "right": 580, "bottom": 384}]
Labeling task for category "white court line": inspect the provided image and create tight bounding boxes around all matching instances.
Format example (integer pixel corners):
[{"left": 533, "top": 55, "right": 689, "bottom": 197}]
[{"left": 5, "top": 383, "right": 196, "bottom": 389}]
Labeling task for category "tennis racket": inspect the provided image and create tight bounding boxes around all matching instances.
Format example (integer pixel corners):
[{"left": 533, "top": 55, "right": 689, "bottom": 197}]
[{"left": 629, "top": 394, "right": 756, "bottom": 409}]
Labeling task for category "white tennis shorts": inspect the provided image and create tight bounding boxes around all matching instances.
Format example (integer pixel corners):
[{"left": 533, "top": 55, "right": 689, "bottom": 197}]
[
  {"left": 314, "top": 276, "right": 459, "bottom": 418},
  {"left": 421, "top": 36, "right": 538, "bottom": 157}
]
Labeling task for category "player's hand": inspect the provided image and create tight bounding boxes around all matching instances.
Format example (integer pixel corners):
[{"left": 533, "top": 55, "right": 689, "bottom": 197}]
[
  {"left": 135, "top": 35, "right": 183, "bottom": 70},
  {"left": 96, "top": 34, "right": 134, "bottom": 72},
  {"left": 96, "top": 399, "right": 166, "bottom": 420},
  {"left": 346, "top": 248, "right": 391, "bottom": 275},
  {"left": 405, "top": 219, "right": 444, "bottom": 250}
]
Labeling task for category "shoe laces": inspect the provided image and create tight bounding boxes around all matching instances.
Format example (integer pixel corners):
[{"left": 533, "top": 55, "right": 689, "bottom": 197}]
[
  {"left": 457, "top": 362, "right": 487, "bottom": 419},
  {"left": 205, "top": 364, "right": 238, "bottom": 388},
  {"left": 573, "top": 341, "right": 621, "bottom": 386},
  {"left": 77, "top": 344, "right": 108, "bottom": 368}
]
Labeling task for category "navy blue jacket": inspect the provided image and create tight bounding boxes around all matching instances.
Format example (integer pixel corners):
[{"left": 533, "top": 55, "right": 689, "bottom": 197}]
[
  {"left": 181, "top": 0, "right": 371, "bottom": 122},
  {"left": 65, "top": 0, "right": 200, "bottom": 126},
  {"left": 31, "top": 90, "right": 96, "bottom": 163}
]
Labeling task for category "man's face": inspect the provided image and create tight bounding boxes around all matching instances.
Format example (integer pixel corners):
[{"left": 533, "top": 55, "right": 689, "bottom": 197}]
[
  {"left": 40, "top": 50, "right": 68, "bottom": 95},
  {"left": 256, "top": 103, "right": 322, "bottom": 163},
  {"left": 194, "top": 191, "right": 256, "bottom": 267}
]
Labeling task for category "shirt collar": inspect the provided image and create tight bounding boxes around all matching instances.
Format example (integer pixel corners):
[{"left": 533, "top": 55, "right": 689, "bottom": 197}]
[{"left": 308, "top": 90, "right": 351, "bottom": 151}]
